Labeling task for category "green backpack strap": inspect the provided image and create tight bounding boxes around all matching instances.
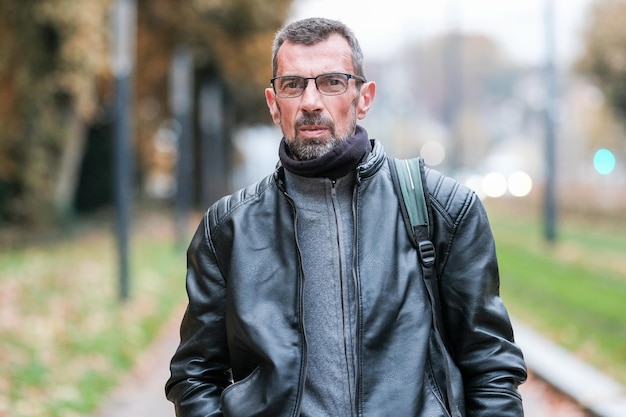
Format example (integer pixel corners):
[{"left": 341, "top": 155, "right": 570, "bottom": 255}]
[
  {"left": 389, "top": 156, "right": 461, "bottom": 417},
  {"left": 390, "top": 157, "right": 434, "bottom": 266}
]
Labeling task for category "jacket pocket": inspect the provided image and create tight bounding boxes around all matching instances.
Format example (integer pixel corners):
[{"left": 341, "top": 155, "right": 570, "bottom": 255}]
[
  {"left": 427, "top": 333, "right": 466, "bottom": 417},
  {"left": 220, "top": 366, "right": 297, "bottom": 417},
  {"left": 425, "top": 358, "right": 454, "bottom": 417},
  {"left": 221, "top": 366, "right": 263, "bottom": 415}
]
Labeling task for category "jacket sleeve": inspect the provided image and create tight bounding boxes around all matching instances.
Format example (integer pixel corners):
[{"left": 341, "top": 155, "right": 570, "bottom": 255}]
[
  {"left": 165, "top": 214, "right": 230, "bottom": 417},
  {"left": 429, "top": 174, "right": 527, "bottom": 417}
]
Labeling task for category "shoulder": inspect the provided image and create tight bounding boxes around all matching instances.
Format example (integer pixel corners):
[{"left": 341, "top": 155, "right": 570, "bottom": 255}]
[
  {"left": 424, "top": 167, "right": 477, "bottom": 228},
  {"left": 206, "top": 173, "right": 278, "bottom": 230}
]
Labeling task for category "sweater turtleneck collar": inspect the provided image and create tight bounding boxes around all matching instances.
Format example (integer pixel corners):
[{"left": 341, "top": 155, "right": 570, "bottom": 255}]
[{"left": 278, "top": 125, "right": 371, "bottom": 179}]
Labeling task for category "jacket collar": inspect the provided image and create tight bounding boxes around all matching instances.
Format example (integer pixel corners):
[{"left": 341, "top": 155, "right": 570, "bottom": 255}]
[{"left": 356, "top": 139, "right": 386, "bottom": 182}]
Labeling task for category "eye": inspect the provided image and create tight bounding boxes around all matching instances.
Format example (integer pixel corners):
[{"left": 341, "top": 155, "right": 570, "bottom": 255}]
[
  {"left": 327, "top": 76, "right": 343, "bottom": 86},
  {"left": 317, "top": 73, "right": 348, "bottom": 94},
  {"left": 320, "top": 74, "right": 345, "bottom": 87},
  {"left": 279, "top": 77, "right": 303, "bottom": 90}
]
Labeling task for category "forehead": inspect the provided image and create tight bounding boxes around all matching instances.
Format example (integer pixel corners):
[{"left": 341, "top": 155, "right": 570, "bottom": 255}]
[{"left": 275, "top": 33, "right": 354, "bottom": 76}]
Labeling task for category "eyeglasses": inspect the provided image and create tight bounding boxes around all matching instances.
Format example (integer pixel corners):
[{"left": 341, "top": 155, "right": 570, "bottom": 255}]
[{"left": 270, "top": 72, "right": 366, "bottom": 98}]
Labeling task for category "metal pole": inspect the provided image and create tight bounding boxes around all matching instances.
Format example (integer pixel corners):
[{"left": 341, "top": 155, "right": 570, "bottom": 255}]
[
  {"left": 544, "top": 0, "right": 558, "bottom": 242},
  {"left": 199, "top": 79, "right": 225, "bottom": 208},
  {"left": 444, "top": 0, "right": 463, "bottom": 174},
  {"left": 170, "top": 46, "right": 194, "bottom": 247},
  {"left": 112, "top": 0, "right": 136, "bottom": 301}
]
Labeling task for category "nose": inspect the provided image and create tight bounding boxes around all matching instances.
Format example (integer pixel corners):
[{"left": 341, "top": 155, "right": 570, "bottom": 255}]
[{"left": 300, "top": 80, "right": 323, "bottom": 112}]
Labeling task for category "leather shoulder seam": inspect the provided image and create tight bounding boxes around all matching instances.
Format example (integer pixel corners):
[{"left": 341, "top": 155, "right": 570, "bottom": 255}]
[
  {"left": 424, "top": 168, "right": 476, "bottom": 231},
  {"left": 207, "top": 175, "right": 275, "bottom": 232}
]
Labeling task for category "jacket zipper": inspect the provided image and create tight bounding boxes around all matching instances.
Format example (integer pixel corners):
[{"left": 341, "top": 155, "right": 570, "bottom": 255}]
[
  {"left": 282, "top": 189, "right": 308, "bottom": 417},
  {"left": 331, "top": 180, "right": 358, "bottom": 415},
  {"left": 351, "top": 181, "right": 362, "bottom": 417}
]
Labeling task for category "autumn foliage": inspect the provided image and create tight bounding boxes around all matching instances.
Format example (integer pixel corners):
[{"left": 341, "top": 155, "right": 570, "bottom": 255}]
[
  {"left": 0, "top": 0, "right": 291, "bottom": 227},
  {"left": 577, "top": 0, "right": 626, "bottom": 130}
]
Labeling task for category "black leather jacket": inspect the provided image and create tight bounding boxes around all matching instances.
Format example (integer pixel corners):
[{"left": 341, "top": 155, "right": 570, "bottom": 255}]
[{"left": 166, "top": 140, "right": 527, "bottom": 417}]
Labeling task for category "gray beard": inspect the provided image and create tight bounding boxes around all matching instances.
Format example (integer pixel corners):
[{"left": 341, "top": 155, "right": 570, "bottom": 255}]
[
  {"left": 287, "top": 135, "right": 342, "bottom": 161},
  {"left": 286, "top": 117, "right": 356, "bottom": 161}
]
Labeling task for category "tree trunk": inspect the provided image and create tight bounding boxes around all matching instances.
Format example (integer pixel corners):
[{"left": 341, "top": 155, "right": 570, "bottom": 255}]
[{"left": 54, "top": 110, "right": 87, "bottom": 224}]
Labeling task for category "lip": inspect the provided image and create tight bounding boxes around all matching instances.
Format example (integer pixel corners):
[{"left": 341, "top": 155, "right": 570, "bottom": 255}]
[{"left": 298, "top": 125, "right": 329, "bottom": 137}]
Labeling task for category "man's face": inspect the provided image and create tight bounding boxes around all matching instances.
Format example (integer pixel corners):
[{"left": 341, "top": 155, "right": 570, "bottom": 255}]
[{"left": 265, "top": 34, "right": 376, "bottom": 160}]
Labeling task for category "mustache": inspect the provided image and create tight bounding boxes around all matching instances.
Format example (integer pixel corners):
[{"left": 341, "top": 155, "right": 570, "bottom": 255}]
[{"left": 295, "top": 114, "right": 333, "bottom": 128}]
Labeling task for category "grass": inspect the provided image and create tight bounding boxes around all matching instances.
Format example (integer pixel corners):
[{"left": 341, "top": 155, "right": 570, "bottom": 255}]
[
  {"left": 0, "top": 210, "right": 190, "bottom": 417},
  {"left": 485, "top": 200, "right": 626, "bottom": 386}
]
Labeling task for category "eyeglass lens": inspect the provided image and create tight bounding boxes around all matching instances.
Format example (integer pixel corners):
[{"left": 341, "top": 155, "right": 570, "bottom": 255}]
[{"left": 274, "top": 73, "right": 352, "bottom": 98}]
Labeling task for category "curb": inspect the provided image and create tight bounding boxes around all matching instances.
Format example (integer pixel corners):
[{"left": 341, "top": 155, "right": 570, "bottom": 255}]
[{"left": 513, "top": 319, "right": 626, "bottom": 417}]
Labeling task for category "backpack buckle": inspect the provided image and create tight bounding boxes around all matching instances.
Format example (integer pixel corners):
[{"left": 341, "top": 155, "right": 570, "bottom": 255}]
[{"left": 418, "top": 241, "right": 436, "bottom": 269}]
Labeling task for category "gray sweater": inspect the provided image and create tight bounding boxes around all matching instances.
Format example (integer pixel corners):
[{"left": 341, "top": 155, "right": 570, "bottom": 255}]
[{"left": 284, "top": 169, "right": 357, "bottom": 417}]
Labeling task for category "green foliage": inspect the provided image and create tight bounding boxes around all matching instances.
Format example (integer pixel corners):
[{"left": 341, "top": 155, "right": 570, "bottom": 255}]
[{"left": 487, "top": 202, "right": 626, "bottom": 385}]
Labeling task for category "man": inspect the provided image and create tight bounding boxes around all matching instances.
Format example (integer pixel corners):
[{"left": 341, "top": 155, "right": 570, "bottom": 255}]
[{"left": 166, "top": 17, "right": 527, "bottom": 417}]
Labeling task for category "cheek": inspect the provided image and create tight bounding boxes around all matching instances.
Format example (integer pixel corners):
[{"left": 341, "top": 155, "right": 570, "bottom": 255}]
[{"left": 277, "top": 103, "right": 300, "bottom": 126}]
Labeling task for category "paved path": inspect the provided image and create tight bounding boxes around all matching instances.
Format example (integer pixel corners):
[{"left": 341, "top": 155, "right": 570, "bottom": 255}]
[
  {"left": 92, "top": 310, "right": 181, "bottom": 417},
  {"left": 94, "top": 313, "right": 625, "bottom": 417}
]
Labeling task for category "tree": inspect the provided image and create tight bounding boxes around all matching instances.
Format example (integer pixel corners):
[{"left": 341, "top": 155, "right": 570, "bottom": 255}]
[
  {"left": 577, "top": 0, "right": 626, "bottom": 132},
  {"left": 0, "top": 0, "right": 112, "bottom": 226},
  {"left": 0, "top": 0, "right": 291, "bottom": 228}
]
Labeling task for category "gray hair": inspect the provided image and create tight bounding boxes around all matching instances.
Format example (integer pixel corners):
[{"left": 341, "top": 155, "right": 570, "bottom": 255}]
[{"left": 271, "top": 17, "right": 365, "bottom": 79}]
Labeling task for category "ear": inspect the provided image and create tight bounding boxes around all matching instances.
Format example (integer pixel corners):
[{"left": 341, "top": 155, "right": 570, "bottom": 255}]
[
  {"left": 265, "top": 88, "right": 281, "bottom": 125},
  {"left": 356, "top": 81, "right": 376, "bottom": 120}
]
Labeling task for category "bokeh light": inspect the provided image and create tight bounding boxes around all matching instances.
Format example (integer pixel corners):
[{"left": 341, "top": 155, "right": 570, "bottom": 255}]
[
  {"left": 593, "top": 148, "right": 616, "bottom": 175},
  {"left": 420, "top": 141, "right": 446, "bottom": 166},
  {"left": 482, "top": 172, "right": 508, "bottom": 198},
  {"left": 508, "top": 171, "right": 533, "bottom": 197}
]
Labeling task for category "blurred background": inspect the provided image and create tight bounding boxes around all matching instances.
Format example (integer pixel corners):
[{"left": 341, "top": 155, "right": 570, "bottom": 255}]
[
  {"left": 0, "top": 0, "right": 625, "bottom": 416},
  {"left": 0, "top": 0, "right": 624, "bottom": 237}
]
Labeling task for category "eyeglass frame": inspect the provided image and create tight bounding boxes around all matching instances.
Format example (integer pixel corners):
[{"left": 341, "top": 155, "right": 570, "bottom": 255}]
[{"left": 270, "top": 72, "right": 367, "bottom": 98}]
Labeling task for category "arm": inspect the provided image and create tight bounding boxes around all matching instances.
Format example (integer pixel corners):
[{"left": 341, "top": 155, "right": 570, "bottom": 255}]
[
  {"left": 434, "top": 190, "right": 527, "bottom": 417},
  {"left": 165, "top": 215, "right": 231, "bottom": 417}
]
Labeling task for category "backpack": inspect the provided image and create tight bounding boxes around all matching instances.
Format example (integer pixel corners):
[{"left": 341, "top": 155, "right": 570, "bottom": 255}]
[{"left": 389, "top": 156, "right": 461, "bottom": 417}]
